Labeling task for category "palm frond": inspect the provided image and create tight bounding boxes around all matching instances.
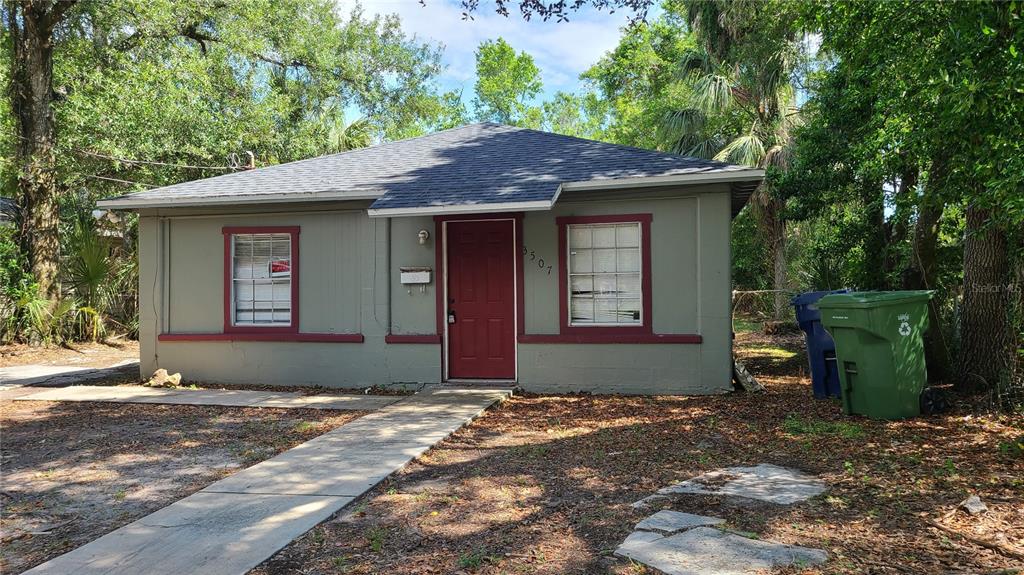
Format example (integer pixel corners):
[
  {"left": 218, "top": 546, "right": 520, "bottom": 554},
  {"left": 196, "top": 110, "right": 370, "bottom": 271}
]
[
  {"left": 714, "top": 133, "right": 766, "bottom": 167},
  {"left": 662, "top": 108, "right": 706, "bottom": 139},
  {"left": 685, "top": 138, "right": 726, "bottom": 160},
  {"left": 675, "top": 48, "right": 713, "bottom": 78},
  {"left": 327, "top": 116, "right": 372, "bottom": 153},
  {"left": 690, "top": 73, "right": 736, "bottom": 114},
  {"left": 763, "top": 144, "right": 790, "bottom": 171}
]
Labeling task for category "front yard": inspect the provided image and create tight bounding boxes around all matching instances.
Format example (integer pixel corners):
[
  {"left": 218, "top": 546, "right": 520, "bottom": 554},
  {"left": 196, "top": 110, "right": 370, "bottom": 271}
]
[
  {"left": 255, "top": 331, "right": 1023, "bottom": 575},
  {"left": 0, "top": 400, "right": 363, "bottom": 573},
  {"left": 0, "top": 340, "right": 139, "bottom": 369}
]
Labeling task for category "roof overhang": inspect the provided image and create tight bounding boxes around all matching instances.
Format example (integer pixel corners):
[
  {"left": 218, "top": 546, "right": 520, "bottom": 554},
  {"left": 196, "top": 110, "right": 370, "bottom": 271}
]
[
  {"left": 558, "top": 169, "right": 764, "bottom": 192},
  {"left": 97, "top": 168, "right": 765, "bottom": 216},
  {"left": 368, "top": 169, "right": 764, "bottom": 218},
  {"left": 367, "top": 199, "right": 554, "bottom": 218},
  {"left": 96, "top": 190, "right": 382, "bottom": 210}
]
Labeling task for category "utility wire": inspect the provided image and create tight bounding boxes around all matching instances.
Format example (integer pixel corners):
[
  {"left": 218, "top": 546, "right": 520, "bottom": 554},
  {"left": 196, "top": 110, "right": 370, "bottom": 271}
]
[
  {"left": 75, "top": 149, "right": 235, "bottom": 171},
  {"left": 83, "top": 174, "right": 158, "bottom": 188},
  {"left": 12, "top": 134, "right": 237, "bottom": 171}
]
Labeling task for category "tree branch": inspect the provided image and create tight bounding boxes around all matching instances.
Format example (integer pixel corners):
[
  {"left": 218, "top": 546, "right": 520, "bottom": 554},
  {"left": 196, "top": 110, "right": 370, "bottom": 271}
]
[{"left": 41, "top": 0, "right": 78, "bottom": 32}]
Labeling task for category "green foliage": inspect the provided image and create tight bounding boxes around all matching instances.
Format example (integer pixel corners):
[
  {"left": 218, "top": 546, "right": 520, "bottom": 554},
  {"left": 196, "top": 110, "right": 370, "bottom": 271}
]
[
  {"left": 365, "top": 526, "right": 386, "bottom": 553},
  {"left": 783, "top": 414, "right": 864, "bottom": 439},
  {"left": 540, "top": 91, "right": 610, "bottom": 140},
  {"left": 998, "top": 435, "right": 1024, "bottom": 459},
  {"left": 0, "top": 226, "right": 37, "bottom": 342},
  {"left": 457, "top": 548, "right": 495, "bottom": 569},
  {"left": 730, "top": 207, "right": 770, "bottom": 289},
  {"left": 582, "top": 13, "right": 696, "bottom": 148},
  {"left": 1, "top": 0, "right": 459, "bottom": 201},
  {"left": 472, "top": 37, "right": 543, "bottom": 125},
  {"left": 2, "top": 0, "right": 460, "bottom": 344}
]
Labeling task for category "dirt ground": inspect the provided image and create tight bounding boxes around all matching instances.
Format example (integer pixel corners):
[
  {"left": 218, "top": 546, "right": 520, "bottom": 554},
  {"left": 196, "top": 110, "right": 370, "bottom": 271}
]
[
  {"left": 0, "top": 400, "right": 364, "bottom": 574},
  {"left": 0, "top": 340, "right": 139, "bottom": 369},
  {"left": 253, "top": 331, "right": 1023, "bottom": 575}
]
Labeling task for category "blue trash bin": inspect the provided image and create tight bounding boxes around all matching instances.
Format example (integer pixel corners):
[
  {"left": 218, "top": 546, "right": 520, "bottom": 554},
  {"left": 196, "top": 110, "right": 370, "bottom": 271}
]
[{"left": 791, "top": 290, "right": 848, "bottom": 398}]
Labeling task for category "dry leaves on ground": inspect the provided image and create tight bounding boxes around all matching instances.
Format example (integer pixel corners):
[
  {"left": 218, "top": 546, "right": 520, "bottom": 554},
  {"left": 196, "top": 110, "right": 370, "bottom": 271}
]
[
  {"left": 254, "top": 331, "right": 1023, "bottom": 575},
  {"left": 0, "top": 399, "right": 363, "bottom": 574}
]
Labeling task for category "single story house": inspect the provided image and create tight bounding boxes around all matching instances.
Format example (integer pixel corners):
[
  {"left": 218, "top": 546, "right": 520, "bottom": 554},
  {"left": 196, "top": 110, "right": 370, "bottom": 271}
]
[{"left": 98, "top": 123, "right": 763, "bottom": 394}]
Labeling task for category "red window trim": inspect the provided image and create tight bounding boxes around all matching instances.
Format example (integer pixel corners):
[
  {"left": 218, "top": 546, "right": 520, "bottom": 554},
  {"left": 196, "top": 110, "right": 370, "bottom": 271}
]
[
  {"left": 555, "top": 214, "right": 654, "bottom": 338},
  {"left": 222, "top": 226, "right": 301, "bottom": 334},
  {"left": 385, "top": 334, "right": 442, "bottom": 344},
  {"left": 518, "top": 333, "right": 702, "bottom": 344},
  {"left": 159, "top": 332, "right": 363, "bottom": 343}
]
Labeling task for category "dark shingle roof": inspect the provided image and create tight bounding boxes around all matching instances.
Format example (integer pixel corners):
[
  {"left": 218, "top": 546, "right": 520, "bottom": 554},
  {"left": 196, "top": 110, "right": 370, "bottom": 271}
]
[{"left": 98, "top": 123, "right": 761, "bottom": 215}]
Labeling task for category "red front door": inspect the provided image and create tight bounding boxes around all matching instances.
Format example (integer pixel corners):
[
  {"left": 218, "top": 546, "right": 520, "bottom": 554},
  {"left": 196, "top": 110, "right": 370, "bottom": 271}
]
[{"left": 446, "top": 220, "right": 516, "bottom": 379}]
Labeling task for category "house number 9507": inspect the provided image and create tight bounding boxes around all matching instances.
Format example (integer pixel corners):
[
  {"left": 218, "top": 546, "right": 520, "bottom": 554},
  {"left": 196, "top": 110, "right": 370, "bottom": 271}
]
[{"left": 523, "top": 246, "right": 553, "bottom": 275}]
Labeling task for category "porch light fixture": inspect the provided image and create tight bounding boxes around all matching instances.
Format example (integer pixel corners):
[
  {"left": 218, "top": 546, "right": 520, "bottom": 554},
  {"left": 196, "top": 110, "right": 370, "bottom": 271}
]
[{"left": 418, "top": 229, "right": 430, "bottom": 245}]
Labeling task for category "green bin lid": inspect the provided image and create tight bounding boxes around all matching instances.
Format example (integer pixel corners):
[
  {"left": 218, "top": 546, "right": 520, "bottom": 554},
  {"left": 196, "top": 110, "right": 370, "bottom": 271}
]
[{"left": 818, "top": 290, "right": 933, "bottom": 309}]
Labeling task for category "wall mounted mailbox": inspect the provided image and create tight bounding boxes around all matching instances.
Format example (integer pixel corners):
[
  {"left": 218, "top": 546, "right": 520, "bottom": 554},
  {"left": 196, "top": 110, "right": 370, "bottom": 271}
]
[{"left": 400, "top": 267, "right": 432, "bottom": 284}]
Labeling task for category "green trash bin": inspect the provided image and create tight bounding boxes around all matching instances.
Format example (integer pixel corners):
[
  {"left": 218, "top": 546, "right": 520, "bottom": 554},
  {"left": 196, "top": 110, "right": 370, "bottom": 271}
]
[{"left": 818, "top": 291, "right": 933, "bottom": 420}]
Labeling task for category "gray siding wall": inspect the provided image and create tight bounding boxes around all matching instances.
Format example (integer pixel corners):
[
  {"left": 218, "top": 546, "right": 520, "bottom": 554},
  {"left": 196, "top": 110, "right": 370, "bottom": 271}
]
[{"left": 137, "top": 183, "right": 733, "bottom": 394}]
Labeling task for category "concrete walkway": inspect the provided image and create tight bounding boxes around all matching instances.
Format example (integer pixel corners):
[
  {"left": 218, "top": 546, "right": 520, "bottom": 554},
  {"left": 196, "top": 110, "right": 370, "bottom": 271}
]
[
  {"left": 14, "top": 384, "right": 400, "bottom": 411},
  {"left": 24, "top": 386, "right": 510, "bottom": 575}
]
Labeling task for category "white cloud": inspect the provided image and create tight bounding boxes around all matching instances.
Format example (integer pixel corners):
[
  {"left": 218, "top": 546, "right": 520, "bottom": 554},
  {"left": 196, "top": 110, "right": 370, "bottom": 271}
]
[{"left": 338, "top": 0, "right": 631, "bottom": 101}]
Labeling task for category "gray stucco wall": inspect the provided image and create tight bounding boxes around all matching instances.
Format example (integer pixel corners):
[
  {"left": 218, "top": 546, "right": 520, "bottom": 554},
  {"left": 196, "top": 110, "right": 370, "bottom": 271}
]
[
  {"left": 139, "top": 206, "right": 440, "bottom": 387},
  {"left": 517, "top": 185, "right": 732, "bottom": 394},
  {"left": 389, "top": 216, "right": 437, "bottom": 335},
  {"left": 137, "top": 183, "right": 733, "bottom": 394}
]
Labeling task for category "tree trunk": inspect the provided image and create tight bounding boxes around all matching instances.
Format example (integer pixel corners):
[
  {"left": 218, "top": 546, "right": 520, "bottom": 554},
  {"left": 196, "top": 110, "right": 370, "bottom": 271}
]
[
  {"left": 769, "top": 202, "right": 788, "bottom": 321},
  {"left": 9, "top": 1, "right": 68, "bottom": 300},
  {"left": 903, "top": 199, "right": 949, "bottom": 381},
  {"left": 862, "top": 187, "right": 888, "bottom": 289},
  {"left": 958, "top": 203, "right": 1011, "bottom": 393}
]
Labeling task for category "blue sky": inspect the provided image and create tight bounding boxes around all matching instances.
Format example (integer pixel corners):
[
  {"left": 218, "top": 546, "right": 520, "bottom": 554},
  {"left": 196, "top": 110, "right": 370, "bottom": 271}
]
[{"left": 338, "top": 0, "right": 639, "bottom": 106}]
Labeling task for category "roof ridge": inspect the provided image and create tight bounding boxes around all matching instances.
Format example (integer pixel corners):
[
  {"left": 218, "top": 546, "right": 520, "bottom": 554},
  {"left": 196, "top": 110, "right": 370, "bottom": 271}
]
[{"left": 496, "top": 124, "right": 737, "bottom": 167}]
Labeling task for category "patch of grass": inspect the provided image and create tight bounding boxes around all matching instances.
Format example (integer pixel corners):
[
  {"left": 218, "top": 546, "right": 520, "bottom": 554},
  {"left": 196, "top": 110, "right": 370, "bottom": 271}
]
[
  {"left": 366, "top": 526, "right": 386, "bottom": 553},
  {"left": 293, "top": 420, "right": 318, "bottom": 433},
  {"left": 998, "top": 436, "right": 1024, "bottom": 458},
  {"left": 933, "top": 457, "right": 958, "bottom": 478},
  {"left": 783, "top": 414, "right": 864, "bottom": 438},
  {"left": 457, "top": 547, "right": 495, "bottom": 570},
  {"left": 747, "top": 346, "right": 798, "bottom": 359},
  {"left": 733, "top": 317, "right": 763, "bottom": 333},
  {"left": 237, "top": 447, "right": 266, "bottom": 465},
  {"left": 113, "top": 488, "right": 127, "bottom": 501}
]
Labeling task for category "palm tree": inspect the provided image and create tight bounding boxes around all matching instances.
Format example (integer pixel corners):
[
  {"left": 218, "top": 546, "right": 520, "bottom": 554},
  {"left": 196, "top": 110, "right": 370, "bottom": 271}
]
[
  {"left": 326, "top": 115, "right": 373, "bottom": 154},
  {"left": 661, "top": 0, "right": 802, "bottom": 320}
]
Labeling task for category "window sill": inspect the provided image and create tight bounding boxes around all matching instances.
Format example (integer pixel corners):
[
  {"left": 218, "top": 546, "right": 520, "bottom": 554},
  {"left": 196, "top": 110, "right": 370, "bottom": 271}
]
[
  {"left": 385, "top": 334, "right": 442, "bottom": 344},
  {"left": 517, "top": 333, "right": 702, "bottom": 344},
  {"left": 159, "top": 333, "right": 364, "bottom": 343}
]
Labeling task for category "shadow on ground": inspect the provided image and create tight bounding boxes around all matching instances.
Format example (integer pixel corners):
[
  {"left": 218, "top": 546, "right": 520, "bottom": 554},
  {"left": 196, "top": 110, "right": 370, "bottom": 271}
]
[{"left": 253, "top": 333, "right": 1023, "bottom": 574}]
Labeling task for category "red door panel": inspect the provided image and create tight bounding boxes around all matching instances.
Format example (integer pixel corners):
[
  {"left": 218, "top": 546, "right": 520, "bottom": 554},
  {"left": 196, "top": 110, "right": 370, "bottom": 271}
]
[{"left": 447, "top": 220, "right": 515, "bottom": 379}]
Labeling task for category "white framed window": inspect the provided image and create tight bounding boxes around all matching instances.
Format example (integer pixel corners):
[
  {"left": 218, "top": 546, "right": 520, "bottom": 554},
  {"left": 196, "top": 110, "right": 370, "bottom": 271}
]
[
  {"left": 567, "top": 222, "right": 643, "bottom": 326},
  {"left": 230, "top": 233, "right": 293, "bottom": 326}
]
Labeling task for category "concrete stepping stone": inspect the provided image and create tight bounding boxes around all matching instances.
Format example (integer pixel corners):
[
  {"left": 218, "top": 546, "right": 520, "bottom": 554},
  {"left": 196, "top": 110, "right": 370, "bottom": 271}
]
[
  {"left": 658, "top": 464, "right": 826, "bottom": 505},
  {"left": 635, "top": 510, "right": 724, "bottom": 534},
  {"left": 615, "top": 526, "right": 828, "bottom": 575},
  {"left": 631, "top": 493, "right": 670, "bottom": 509}
]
